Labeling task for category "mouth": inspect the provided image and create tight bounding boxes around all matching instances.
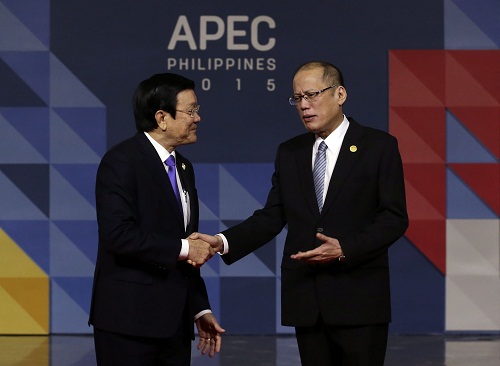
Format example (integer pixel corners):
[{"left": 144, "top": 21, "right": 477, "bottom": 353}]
[{"left": 302, "top": 114, "right": 316, "bottom": 123}]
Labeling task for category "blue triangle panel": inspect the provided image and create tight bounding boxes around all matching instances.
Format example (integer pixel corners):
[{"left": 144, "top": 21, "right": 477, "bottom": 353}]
[
  {"left": 52, "top": 164, "right": 98, "bottom": 207},
  {"left": 50, "top": 111, "right": 102, "bottom": 164},
  {"left": 0, "top": 220, "right": 50, "bottom": 274},
  {"left": 445, "top": 0, "right": 498, "bottom": 49},
  {"left": 223, "top": 164, "right": 274, "bottom": 206},
  {"left": 222, "top": 219, "right": 276, "bottom": 275},
  {"left": 0, "top": 170, "right": 47, "bottom": 219},
  {"left": 446, "top": 111, "right": 496, "bottom": 163},
  {"left": 194, "top": 163, "right": 219, "bottom": 216},
  {"left": 1, "top": 52, "right": 50, "bottom": 103},
  {"left": 0, "top": 58, "right": 45, "bottom": 106},
  {"left": 451, "top": 0, "right": 500, "bottom": 46},
  {"left": 50, "top": 166, "right": 97, "bottom": 220},
  {"left": 446, "top": 168, "right": 497, "bottom": 219},
  {"left": 51, "top": 220, "right": 98, "bottom": 263},
  {"left": 0, "top": 107, "right": 50, "bottom": 160},
  {"left": 389, "top": 236, "right": 445, "bottom": 333},
  {"left": 0, "top": 164, "right": 50, "bottom": 216},
  {"left": 52, "top": 276, "right": 93, "bottom": 315},
  {"left": 2, "top": 0, "right": 50, "bottom": 47},
  {"left": 52, "top": 107, "right": 107, "bottom": 156}
]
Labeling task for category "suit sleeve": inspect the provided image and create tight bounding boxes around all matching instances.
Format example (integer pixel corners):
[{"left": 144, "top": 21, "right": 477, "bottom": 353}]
[{"left": 221, "top": 147, "right": 287, "bottom": 264}]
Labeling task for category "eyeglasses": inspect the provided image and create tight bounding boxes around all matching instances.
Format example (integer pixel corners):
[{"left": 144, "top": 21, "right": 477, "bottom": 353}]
[
  {"left": 288, "top": 85, "right": 338, "bottom": 105},
  {"left": 175, "top": 105, "right": 200, "bottom": 118}
]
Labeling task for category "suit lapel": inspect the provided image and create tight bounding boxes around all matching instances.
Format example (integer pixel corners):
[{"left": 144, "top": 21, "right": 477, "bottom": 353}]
[
  {"left": 175, "top": 152, "right": 197, "bottom": 235},
  {"left": 322, "top": 119, "right": 364, "bottom": 215},
  {"left": 135, "top": 133, "right": 185, "bottom": 227},
  {"left": 295, "top": 134, "right": 321, "bottom": 217}
]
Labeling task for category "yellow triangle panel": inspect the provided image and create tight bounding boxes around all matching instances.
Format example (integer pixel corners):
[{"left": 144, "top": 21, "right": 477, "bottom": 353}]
[
  {"left": 0, "top": 277, "right": 49, "bottom": 334},
  {"left": 0, "top": 336, "right": 49, "bottom": 366},
  {"left": 0, "top": 229, "right": 47, "bottom": 278}
]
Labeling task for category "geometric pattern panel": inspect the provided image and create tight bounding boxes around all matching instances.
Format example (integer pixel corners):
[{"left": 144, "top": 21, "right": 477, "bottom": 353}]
[
  {"left": 389, "top": 50, "right": 500, "bottom": 332},
  {"left": 0, "top": 0, "right": 105, "bottom": 335},
  {"left": 446, "top": 220, "right": 500, "bottom": 331},
  {"left": 444, "top": 0, "right": 500, "bottom": 49}
]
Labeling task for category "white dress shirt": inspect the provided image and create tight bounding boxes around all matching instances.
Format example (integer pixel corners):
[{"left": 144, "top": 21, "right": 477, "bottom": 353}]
[{"left": 218, "top": 116, "right": 350, "bottom": 255}]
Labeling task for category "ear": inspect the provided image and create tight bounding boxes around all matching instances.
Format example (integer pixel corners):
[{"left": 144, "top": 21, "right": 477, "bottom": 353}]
[
  {"left": 337, "top": 86, "right": 347, "bottom": 106},
  {"left": 155, "top": 110, "right": 168, "bottom": 130}
]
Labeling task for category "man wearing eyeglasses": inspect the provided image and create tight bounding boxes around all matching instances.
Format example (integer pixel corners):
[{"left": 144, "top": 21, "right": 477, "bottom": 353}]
[
  {"left": 192, "top": 61, "right": 408, "bottom": 365},
  {"left": 89, "top": 73, "right": 224, "bottom": 366}
]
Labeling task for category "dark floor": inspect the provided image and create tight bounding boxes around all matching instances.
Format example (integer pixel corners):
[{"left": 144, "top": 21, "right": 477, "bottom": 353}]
[{"left": 0, "top": 334, "right": 499, "bottom": 365}]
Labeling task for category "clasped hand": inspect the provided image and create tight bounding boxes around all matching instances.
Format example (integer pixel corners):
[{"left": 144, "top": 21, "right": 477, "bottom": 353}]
[{"left": 186, "top": 233, "right": 223, "bottom": 267}]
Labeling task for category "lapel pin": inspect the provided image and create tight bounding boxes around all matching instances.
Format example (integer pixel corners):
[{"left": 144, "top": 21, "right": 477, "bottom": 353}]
[
  {"left": 350, "top": 145, "right": 357, "bottom": 153},
  {"left": 181, "top": 163, "right": 186, "bottom": 170}
]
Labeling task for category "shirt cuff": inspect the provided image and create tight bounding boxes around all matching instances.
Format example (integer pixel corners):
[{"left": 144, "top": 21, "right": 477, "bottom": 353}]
[
  {"left": 179, "top": 239, "right": 189, "bottom": 260},
  {"left": 194, "top": 309, "right": 212, "bottom": 321},
  {"left": 216, "top": 234, "right": 229, "bottom": 255}
]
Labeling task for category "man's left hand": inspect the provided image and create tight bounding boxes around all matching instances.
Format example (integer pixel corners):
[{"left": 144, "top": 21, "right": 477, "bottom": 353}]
[
  {"left": 290, "top": 233, "right": 344, "bottom": 263},
  {"left": 195, "top": 313, "right": 225, "bottom": 358}
]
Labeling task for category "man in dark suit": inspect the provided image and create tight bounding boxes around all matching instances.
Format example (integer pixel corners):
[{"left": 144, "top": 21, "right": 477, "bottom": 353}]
[
  {"left": 89, "top": 73, "right": 224, "bottom": 366},
  {"left": 192, "top": 61, "right": 408, "bottom": 366}
]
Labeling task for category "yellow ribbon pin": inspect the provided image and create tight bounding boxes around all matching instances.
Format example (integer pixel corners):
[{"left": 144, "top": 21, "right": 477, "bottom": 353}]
[{"left": 181, "top": 163, "right": 186, "bottom": 170}]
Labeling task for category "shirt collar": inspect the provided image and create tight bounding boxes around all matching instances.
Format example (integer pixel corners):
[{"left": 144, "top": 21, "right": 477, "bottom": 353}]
[
  {"left": 144, "top": 131, "right": 175, "bottom": 162},
  {"left": 314, "top": 115, "right": 350, "bottom": 150}
]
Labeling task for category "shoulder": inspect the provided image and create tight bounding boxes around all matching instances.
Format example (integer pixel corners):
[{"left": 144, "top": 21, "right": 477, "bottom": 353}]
[
  {"left": 348, "top": 117, "right": 397, "bottom": 144},
  {"left": 279, "top": 132, "right": 314, "bottom": 151}
]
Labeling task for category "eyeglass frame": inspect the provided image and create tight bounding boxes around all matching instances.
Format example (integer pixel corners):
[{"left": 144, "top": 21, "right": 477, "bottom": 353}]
[
  {"left": 288, "top": 85, "right": 338, "bottom": 105},
  {"left": 175, "top": 105, "right": 200, "bottom": 118}
]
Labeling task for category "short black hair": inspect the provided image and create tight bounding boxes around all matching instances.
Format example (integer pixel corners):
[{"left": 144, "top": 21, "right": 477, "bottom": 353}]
[{"left": 133, "top": 73, "right": 195, "bottom": 132}]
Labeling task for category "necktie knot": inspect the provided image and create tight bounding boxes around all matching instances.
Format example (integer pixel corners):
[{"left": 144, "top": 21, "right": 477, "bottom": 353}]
[
  {"left": 165, "top": 155, "right": 175, "bottom": 169},
  {"left": 318, "top": 141, "right": 327, "bottom": 152}
]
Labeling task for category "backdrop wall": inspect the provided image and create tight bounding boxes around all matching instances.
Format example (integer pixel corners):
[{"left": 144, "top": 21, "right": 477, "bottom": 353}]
[{"left": 0, "top": 0, "right": 498, "bottom": 335}]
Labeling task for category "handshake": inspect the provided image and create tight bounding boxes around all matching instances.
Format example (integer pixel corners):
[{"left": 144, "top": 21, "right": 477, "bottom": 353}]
[{"left": 186, "top": 232, "right": 224, "bottom": 268}]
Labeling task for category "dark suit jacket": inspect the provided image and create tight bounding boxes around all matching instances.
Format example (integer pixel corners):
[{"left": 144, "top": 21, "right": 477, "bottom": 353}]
[
  {"left": 222, "top": 118, "right": 408, "bottom": 327},
  {"left": 89, "top": 132, "right": 209, "bottom": 338}
]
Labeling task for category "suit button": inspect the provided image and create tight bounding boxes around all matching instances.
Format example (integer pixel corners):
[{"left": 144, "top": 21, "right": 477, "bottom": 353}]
[{"left": 317, "top": 227, "right": 323, "bottom": 233}]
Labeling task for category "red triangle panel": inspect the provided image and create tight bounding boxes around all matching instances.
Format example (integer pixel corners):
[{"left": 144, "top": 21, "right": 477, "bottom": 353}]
[
  {"left": 448, "top": 163, "right": 500, "bottom": 216},
  {"left": 448, "top": 107, "right": 500, "bottom": 159},
  {"left": 405, "top": 219, "right": 446, "bottom": 275}
]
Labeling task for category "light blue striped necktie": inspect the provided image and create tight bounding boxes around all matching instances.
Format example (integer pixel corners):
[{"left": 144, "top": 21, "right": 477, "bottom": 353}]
[{"left": 313, "top": 141, "right": 327, "bottom": 212}]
